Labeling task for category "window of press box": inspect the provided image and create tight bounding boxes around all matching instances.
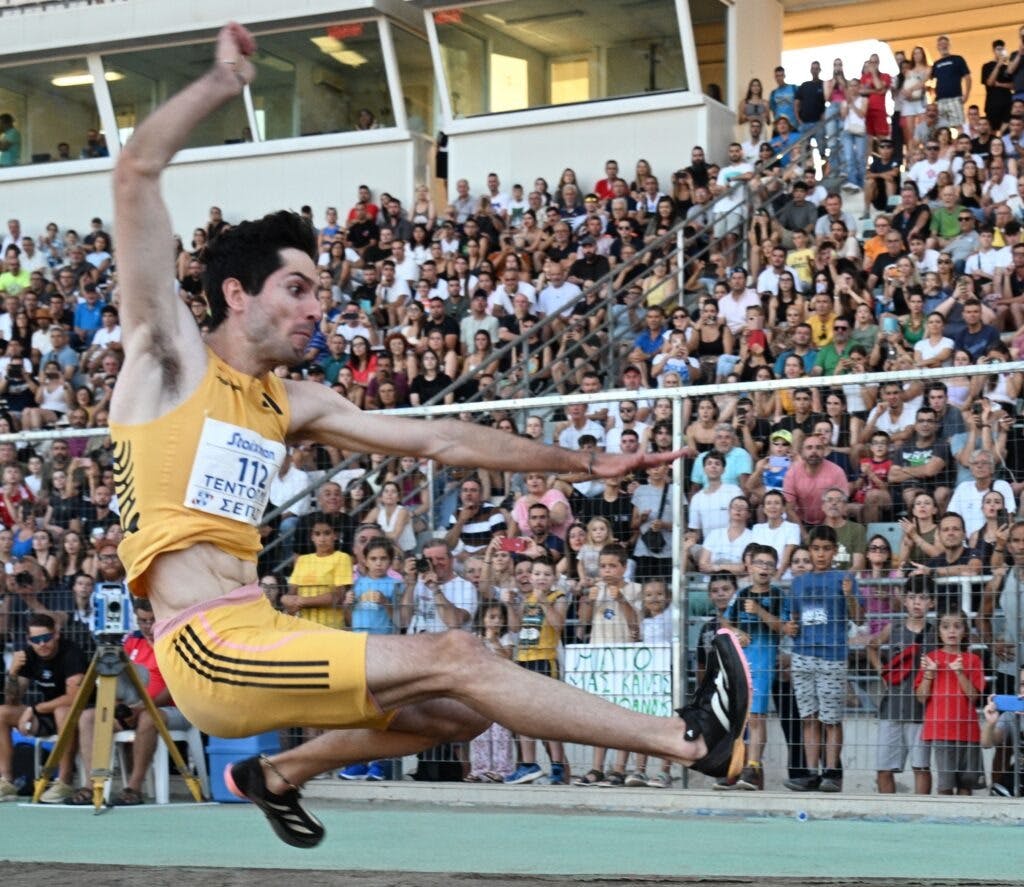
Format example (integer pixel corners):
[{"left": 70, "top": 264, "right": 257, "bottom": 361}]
[
  {"left": 433, "top": 0, "right": 688, "bottom": 118},
  {"left": 102, "top": 42, "right": 249, "bottom": 148},
  {"left": 391, "top": 24, "right": 436, "bottom": 136},
  {"left": 0, "top": 57, "right": 106, "bottom": 165},
  {"left": 689, "top": 0, "right": 728, "bottom": 103},
  {"left": 247, "top": 21, "right": 395, "bottom": 140}
]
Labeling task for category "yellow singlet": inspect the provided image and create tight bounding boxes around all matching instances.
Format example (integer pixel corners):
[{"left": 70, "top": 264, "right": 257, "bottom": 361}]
[{"left": 111, "top": 348, "right": 291, "bottom": 597}]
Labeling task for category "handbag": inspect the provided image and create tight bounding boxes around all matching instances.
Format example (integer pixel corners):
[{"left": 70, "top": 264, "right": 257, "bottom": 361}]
[{"left": 641, "top": 485, "right": 669, "bottom": 554}]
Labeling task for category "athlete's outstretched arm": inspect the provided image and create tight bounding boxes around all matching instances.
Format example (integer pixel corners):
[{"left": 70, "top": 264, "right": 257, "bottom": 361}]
[
  {"left": 285, "top": 378, "right": 682, "bottom": 479},
  {"left": 111, "top": 24, "right": 256, "bottom": 405}
]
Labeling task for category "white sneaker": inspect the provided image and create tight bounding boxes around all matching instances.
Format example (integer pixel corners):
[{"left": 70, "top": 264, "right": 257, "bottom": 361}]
[
  {"left": 0, "top": 776, "right": 19, "bottom": 800},
  {"left": 39, "top": 781, "right": 73, "bottom": 804}
]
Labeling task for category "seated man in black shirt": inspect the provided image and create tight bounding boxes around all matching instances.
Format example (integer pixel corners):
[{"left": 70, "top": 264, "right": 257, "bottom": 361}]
[
  {"left": 422, "top": 295, "right": 460, "bottom": 354},
  {"left": 0, "top": 613, "right": 87, "bottom": 802},
  {"left": 921, "top": 512, "right": 983, "bottom": 613},
  {"left": 567, "top": 236, "right": 610, "bottom": 287},
  {"left": 864, "top": 140, "right": 900, "bottom": 214},
  {"left": 578, "top": 475, "right": 637, "bottom": 546}
]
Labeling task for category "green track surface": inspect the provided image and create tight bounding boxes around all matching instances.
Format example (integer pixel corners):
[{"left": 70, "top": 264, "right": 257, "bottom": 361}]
[{"left": 1, "top": 801, "right": 1020, "bottom": 881}]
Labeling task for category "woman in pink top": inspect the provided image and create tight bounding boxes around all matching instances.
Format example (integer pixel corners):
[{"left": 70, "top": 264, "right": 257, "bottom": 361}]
[{"left": 510, "top": 471, "right": 573, "bottom": 539}]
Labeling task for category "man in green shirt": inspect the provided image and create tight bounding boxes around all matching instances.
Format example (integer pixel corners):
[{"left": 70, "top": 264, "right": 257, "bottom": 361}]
[
  {"left": 929, "top": 185, "right": 967, "bottom": 248},
  {"left": 812, "top": 316, "right": 854, "bottom": 376},
  {"left": 0, "top": 246, "right": 30, "bottom": 295}
]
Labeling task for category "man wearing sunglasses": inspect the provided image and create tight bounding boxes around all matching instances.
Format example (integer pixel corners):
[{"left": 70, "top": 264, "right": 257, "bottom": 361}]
[{"left": 0, "top": 613, "right": 87, "bottom": 802}]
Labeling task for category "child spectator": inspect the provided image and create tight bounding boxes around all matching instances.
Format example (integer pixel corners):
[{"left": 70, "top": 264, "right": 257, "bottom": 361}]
[
  {"left": 479, "top": 537, "right": 517, "bottom": 604},
  {"left": 338, "top": 537, "right": 401, "bottom": 781},
  {"left": 573, "top": 543, "right": 642, "bottom": 787},
  {"left": 850, "top": 431, "right": 893, "bottom": 524},
  {"left": 345, "top": 537, "right": 401, "bottom": 636},
  {"left": 744, "top": 429, "right": 793, "bottom": 511},
  {"left": 784, "top": 525, "right": 862, "bottom": 793},
  {"left": 577, "top": 517, "right": 614, "bottom": 586},
  {"left": 624, "top": 579, "right": 675, "bottom": 789},
  {"left": 915, "top": 610, "right": 985, "bottom": 796},
  {"left": 720, "top": 543, "right": 788, "bottom": 790},
  {"left": 698, "top": 571, "right": 739, "bottom": 787},
  {"left": 282, "top": 519, "right": 352, "bottom": 629},
  {"left": 504, "top": 558, "right": 569, "bottom": 785},
  {"left": 867, "top": 574, "right": 937, "bottom": 795},
  {"left": 697, "top": 572, "right": 738, "bottom": 683},
  {"left": 464, "top": 602, "right": 516, "bottom": 783},
  {"left": 640, "top": 578, "right": 672, "bottom": 645},
  {"left": 775, "top": 545, "right": 811, "bottom": 783}
]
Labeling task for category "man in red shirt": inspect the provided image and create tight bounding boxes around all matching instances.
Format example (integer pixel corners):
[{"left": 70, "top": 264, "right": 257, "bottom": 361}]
[
  {"left": 113, "top": 599, "right": 194, "bottom": 805},
  {"left": 594, "top": 159, "right": 619, "bottom": 204},
  {"left": 71, "top": 597, "right": 194, "bottom": 805},
  {"left": 783, "top": 434, "right": 849, "bottom": 525}
]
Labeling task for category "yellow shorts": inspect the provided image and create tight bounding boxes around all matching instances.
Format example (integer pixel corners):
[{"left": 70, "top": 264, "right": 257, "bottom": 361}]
[{"left": 153, "top": 584, "right": 395, "bottom": 737}]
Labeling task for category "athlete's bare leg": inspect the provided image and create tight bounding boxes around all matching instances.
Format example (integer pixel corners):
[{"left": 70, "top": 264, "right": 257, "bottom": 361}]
[
  {"left": 262, "top": 698, "right": 487, "bottom": 789},
  {"left": 263, "top": 631, "right": 708, "bottom": 789}
]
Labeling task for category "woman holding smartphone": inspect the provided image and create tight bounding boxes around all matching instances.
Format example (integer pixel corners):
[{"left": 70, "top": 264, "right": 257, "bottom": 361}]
[{"left": 968, "top": 490, "right": 1012, "bottom": 572}]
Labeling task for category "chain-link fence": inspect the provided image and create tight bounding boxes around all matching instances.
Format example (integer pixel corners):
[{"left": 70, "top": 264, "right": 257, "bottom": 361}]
[{"left": 2, "top": 361, "right": 1023, "bottom": 795}]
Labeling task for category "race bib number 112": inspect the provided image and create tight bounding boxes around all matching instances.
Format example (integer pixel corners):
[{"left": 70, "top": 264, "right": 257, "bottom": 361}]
[{"left": 184, "top": 417, "right": 286, "bottom": 526}]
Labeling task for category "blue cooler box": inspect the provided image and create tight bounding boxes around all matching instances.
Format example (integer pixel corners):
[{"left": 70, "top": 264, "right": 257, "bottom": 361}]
[{"left": 207, "top": 731, "right": 281, "bottom": 802}]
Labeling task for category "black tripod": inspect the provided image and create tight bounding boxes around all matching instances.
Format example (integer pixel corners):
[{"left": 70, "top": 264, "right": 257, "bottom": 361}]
[{"left": 33, "top": 635, "right": 204, "bottom": 809}]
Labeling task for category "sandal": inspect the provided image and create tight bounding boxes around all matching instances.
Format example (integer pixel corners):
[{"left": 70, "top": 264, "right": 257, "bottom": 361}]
[
  {"left": 113, "top": 787, "right": 144, "bottom": 806},
  {"left": 596, "top": 771, "right": 625, "bottom": 787},
  {"left": 64, "top": 787, "right": 96, "bottom": 806},
  {"left": 462, "top": 774, "right": 484, "bottom": 783},
  {"left": 572, "top": 769, "right": 604, "bottom": 786}
]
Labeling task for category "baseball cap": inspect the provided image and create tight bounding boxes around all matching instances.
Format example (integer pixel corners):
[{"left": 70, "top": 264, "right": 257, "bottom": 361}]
[
  {"left": 770, "top": 429, "right": 793, "bottom": 443},
  {"left": 747, "top": 330, "right": 768, "bottom": 350},
  {"left": 579, "top": 235, "right": 596, "bottom": 246}
]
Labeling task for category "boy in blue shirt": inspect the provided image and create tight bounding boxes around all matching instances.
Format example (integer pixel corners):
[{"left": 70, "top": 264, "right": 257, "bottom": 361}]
[
  {"left": 784, "top": 525, "right": 862, "bottom": 792},
  {"left": 722, "top": 543, "right": 789, "bottom": 790}
]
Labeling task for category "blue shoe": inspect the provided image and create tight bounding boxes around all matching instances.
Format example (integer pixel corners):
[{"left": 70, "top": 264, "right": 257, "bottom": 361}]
[
  {"left": 365, "top": 762, "right": 386, "bottom": 782},
  {"left": 549, "top": 763, "right": 567, "bottom": 785},
  {"left": 338, "top": 764, "right": 369, "bottom": 780},
  {"left": 503, "top": 763, "right": 543, "bottom": 784}
]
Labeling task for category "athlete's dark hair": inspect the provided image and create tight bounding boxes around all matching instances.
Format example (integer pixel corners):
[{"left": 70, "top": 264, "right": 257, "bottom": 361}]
[{"left": 203, "top": 210, "right": 317, "bottom": 331}]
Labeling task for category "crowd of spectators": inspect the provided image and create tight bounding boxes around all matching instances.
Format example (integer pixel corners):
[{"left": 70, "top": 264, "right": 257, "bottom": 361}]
[{"left": 1, "top": 41, "right": 1024, "bottom": 794}]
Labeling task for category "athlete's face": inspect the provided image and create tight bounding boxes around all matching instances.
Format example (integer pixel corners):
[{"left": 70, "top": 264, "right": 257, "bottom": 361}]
[{"left": 245, "top": 248, "right": 321, "bottom": 367}]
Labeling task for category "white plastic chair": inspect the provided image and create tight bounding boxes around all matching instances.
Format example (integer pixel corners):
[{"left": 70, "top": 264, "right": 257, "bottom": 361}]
[{"left": 112, "top": 724, "right": 208, "bottom": 804}]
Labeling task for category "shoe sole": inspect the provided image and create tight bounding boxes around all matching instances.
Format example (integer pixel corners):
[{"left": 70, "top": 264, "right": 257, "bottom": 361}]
[
  {"left": 223, "top": 761, "right": 325, "bottom": 849},
  {"left": 714, "top": 628, "right": 752, "bottom": 781}
]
